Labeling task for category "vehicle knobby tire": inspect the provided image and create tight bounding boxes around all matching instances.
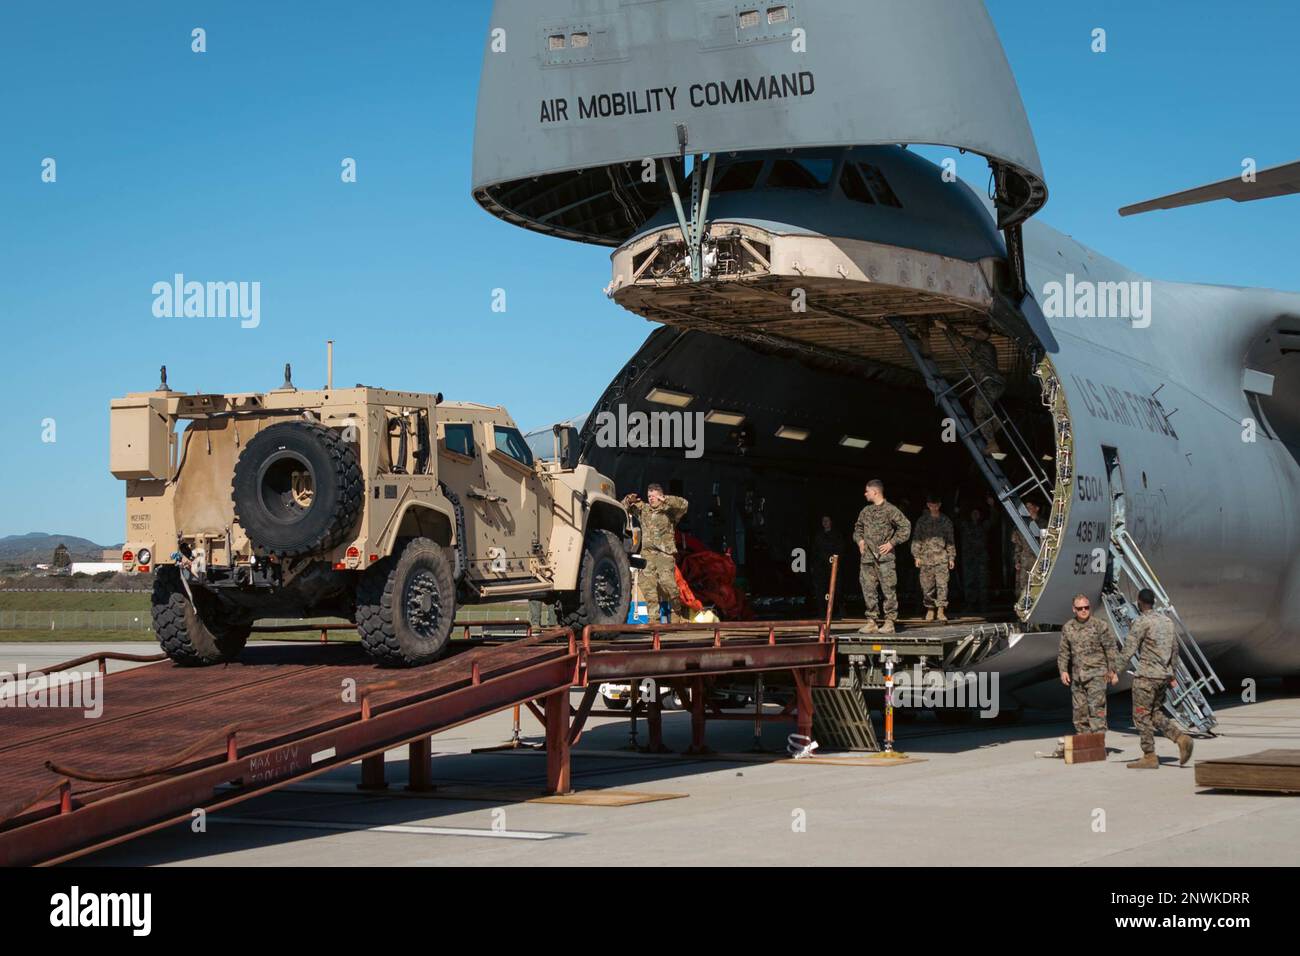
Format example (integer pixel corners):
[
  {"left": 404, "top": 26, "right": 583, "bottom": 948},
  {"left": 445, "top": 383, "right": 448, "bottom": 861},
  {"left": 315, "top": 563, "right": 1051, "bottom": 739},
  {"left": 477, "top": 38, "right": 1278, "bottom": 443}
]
[
  {"left": 231, "top": 420, "right": 363, "bottom": 558},
  {"left": 356, "top": 537, "right": 456, "bottom": 667},
  {"left": 152, "top": 566, "right": 251, "bottom": 666},
  {"left": 554, "top": 529, "right": 632, "bottom": 632}
]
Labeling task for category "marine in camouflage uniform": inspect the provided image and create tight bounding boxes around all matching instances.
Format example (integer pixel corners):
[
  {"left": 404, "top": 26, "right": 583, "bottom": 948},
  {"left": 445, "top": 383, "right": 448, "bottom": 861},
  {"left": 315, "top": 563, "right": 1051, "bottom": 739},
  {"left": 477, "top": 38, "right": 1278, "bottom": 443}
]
[
  {"left": 953, "top": 325, "right": 1006, "bottom": 455},
  {"left": 1057, "top": 599, "right": 1117, "bottom": 734},
  {"left": 624, "top": 486, "right": 688, "bottom": 623},
  {"left": 913, "top": 503, "right": 956, "bottom": 619},
  {"left": 1013, "top": 503, "right": 1043, "bottom": 596},
  {"left": 959, "top": 510, "right": 990, "bottom": 611},
  {"left": 853, "top": 483, "right": 911, "bottom": 632},
  {"left": 1119, "top": 597, "right": 1193, "bottom": 768}
]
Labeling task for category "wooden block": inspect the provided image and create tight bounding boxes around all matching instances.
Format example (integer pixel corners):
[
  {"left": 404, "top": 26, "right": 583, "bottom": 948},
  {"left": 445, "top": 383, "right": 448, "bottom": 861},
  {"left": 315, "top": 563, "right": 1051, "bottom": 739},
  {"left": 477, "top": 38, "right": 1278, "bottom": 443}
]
[
  {"left": 1065, "top": 732, "right": 1106, "bottom": 753},
  {"left": 1065, "top": 747, "right": 1107, "bottom": 764},
  {"left": 1064, "top": 733, "right": 1106, "bottom": 764},
  {"left": 1195, "top": 749, "right": 1300, "bottom": 793}
]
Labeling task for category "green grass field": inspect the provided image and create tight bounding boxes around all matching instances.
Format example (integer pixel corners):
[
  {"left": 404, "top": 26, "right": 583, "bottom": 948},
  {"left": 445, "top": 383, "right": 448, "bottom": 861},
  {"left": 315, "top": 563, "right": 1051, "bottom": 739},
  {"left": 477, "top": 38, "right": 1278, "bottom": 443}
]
[
  {"left": 0, "top": 591, "right": 150, "bottom": 611},
  {"left": 0, "top": 589, "right": 544, "bottom": 643}
]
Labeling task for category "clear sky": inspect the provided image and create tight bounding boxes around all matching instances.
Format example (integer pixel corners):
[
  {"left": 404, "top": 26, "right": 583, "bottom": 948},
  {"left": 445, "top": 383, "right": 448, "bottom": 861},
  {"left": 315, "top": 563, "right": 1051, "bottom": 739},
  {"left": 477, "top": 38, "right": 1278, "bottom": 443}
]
[{"left": 2, "top": 1, "right": 1297, "bottom": 544}]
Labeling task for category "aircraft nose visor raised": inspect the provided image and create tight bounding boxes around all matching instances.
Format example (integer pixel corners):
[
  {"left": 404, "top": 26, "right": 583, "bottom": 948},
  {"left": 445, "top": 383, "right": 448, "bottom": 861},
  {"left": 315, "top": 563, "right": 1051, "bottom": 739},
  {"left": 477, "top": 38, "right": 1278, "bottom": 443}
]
[{"left": 473, "top": 0, "right": 1047, "bottom": 246}]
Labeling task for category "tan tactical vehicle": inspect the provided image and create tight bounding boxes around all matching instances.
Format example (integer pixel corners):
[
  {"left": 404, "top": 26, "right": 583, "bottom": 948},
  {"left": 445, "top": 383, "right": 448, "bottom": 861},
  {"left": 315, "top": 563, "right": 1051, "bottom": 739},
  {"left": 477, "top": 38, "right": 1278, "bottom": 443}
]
[{"left": 110, "top": 366, "right": 633, "bottom": 667}]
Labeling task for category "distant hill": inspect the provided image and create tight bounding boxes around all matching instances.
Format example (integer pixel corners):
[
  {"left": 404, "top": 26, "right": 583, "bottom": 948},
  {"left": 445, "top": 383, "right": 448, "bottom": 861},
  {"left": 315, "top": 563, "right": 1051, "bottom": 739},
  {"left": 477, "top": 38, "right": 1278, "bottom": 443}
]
[{"left": 0, "top": 533, "right": 113, "bottom": 565}]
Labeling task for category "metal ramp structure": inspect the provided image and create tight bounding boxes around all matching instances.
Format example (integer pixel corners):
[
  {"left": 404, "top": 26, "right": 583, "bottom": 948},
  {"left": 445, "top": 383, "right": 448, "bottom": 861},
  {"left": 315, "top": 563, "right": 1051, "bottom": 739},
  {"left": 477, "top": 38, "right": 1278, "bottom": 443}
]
[
  {"left": 0, "top": 621, "right": 836, "bottom": 866},
  {"left": 1102, "top": 526, "right": 1224, "bottom": 734},
  {"left": 888, "top": 318, "right": 1050, "bottom": 555}
]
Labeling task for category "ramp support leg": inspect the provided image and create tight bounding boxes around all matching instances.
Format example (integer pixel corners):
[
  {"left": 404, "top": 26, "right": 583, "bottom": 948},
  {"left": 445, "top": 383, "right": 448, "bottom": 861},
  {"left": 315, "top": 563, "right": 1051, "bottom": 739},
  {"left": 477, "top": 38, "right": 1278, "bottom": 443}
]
[
  {"left": 407, "top": 737, "right": 433, "bottom": 792},
  {"left": 359, "top": 753, "right": 388, "bottom": 791},
  {"left": 793, "top": 670, "right": 814, "bottom": 742},
  {"left": 545, "top": 689, "right": 572, "bottom": 796},
  {"left": 686, "top": 677, "right": 710, "bottom": 755},
  {"left": 646, "top": 688, "right": 670, "bottom": 754}
]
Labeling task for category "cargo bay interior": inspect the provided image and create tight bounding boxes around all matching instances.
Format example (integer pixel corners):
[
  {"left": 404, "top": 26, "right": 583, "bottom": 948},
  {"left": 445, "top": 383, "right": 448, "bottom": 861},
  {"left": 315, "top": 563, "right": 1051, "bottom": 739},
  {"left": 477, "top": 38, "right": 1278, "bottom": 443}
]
[{"left": 580, "top": 323, "right": 1055, "bottom": 622}]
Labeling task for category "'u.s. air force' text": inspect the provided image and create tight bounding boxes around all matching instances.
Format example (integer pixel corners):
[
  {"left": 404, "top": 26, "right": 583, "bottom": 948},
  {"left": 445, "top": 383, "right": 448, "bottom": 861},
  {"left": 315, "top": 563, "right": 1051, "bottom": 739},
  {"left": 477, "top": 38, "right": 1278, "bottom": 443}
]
[{"left": 540, "top": 71, "right": 815, "bottom": 123}]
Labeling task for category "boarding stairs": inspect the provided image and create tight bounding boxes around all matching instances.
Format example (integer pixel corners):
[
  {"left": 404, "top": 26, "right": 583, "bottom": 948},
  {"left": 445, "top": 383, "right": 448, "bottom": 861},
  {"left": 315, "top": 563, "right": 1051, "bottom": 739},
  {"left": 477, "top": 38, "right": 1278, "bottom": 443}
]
[
  {"left": 1102, "top": 524, "right": 1223, "bottom": 734},
  {"left": 888, "top": 318, "right": 1050, "bottom": 554}
]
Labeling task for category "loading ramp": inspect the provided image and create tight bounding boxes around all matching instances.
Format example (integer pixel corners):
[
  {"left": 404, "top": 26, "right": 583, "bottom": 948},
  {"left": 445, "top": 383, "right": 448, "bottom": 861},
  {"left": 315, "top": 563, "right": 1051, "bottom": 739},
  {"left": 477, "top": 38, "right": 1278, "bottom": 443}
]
[{"left": 0, "top": 621, "right": 835, "bottom": 866}]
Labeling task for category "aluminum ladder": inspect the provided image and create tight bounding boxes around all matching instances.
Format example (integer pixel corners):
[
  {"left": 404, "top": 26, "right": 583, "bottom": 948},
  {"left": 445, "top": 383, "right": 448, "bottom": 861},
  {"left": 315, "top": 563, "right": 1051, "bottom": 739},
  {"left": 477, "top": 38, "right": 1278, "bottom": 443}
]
[
  {"left": 888, "top": 318, "right": 1049, "bottom": 553},
  {"left": 1102, "top": 524, "right": 1223, "bottom": 733}
]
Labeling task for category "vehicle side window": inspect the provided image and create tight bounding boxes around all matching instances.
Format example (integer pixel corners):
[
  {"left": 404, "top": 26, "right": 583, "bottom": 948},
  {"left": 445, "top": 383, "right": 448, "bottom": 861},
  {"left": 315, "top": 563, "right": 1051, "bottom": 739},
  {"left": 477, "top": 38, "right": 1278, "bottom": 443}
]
[
  {"left": 493, "top": 425, "right": 534, "bottom": 468},
  {"left": 443, "top": 423, "right": 475, "bottom": 458}
]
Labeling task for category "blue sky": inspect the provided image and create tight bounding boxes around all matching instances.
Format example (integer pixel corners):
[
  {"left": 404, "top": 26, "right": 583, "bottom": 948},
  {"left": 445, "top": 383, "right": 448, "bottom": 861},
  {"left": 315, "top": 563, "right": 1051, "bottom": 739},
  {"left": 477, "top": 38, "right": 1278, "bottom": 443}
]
[{"left": 2, "top": 1, "right": 1297, "bottom": 544}]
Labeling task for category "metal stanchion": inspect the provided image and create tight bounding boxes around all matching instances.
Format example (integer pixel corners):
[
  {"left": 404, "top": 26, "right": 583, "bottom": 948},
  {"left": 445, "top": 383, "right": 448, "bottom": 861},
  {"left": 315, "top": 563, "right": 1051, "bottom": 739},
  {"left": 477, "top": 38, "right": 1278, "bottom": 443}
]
[{"left": 878, "top": 651, "right": 908, "bottom": 759}]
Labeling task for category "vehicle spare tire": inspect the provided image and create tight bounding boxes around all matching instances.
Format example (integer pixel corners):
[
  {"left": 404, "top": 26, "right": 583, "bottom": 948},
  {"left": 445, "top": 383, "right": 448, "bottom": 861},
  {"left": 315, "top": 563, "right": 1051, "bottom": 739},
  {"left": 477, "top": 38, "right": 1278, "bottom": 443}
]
[{"left": 231, "top": 420, "right": 363, "bottom": 558}]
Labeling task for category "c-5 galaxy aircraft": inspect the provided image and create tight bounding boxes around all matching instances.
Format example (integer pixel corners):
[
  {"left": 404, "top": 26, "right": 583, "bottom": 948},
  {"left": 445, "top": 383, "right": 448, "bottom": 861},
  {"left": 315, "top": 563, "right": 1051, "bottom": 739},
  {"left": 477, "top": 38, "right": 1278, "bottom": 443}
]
[{"left": 472, "top": 0, "right": 1298, "bottom": 721}]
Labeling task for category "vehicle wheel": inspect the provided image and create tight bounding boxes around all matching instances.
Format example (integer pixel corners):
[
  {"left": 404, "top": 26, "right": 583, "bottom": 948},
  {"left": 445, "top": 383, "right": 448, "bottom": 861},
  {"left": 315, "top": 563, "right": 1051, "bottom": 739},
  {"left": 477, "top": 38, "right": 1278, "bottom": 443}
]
[
  {"left": 603, "top": 694, "right": 629, "bottom": 710},
  {"left": 659, "top": 690, "right": 682, "bottom": 711},
  {"left": 357, "top": 538, "right": 456, "bottom": 667},
  {"left": 554, "top": 529, "right": 631, "bottom": 632},
  {"left": 152, "top": 566, "right": 250, "bottom": 666},
  {"left": 231, "top": 420, "right": 363, "bottom": 558}
]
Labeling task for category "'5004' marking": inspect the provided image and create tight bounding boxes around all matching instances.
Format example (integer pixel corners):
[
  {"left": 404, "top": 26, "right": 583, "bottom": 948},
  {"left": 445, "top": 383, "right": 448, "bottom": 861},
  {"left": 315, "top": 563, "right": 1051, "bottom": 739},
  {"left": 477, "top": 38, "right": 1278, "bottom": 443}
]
[{"left": 1076, "top": 474, "right": 1104, "bottom": 503}]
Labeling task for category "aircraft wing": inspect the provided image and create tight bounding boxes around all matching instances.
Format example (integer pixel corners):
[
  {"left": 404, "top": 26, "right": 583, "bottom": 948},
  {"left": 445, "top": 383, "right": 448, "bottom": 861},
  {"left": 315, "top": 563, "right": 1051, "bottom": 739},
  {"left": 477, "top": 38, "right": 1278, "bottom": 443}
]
[{"left": 1119, "top": 160, "right": 1300, "bottom": 216}]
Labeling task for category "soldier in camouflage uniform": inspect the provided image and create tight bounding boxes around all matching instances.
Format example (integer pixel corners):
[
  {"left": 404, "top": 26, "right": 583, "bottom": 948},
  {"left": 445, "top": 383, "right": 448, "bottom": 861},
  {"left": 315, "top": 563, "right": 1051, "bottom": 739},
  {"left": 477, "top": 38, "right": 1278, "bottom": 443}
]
[
  {"left": 1013, "top": 499, "right": 1043, "bottom": 596},
  {"left": 941, "top": 321, "right": 1005, "bottom": 455},
  {"left": 623, "top": 484, "right": 688, "bottom": 623},
  {"left": 913, "top": 494, "right": 956, "bottom": 622},
  {"left": 1057, "top": 593, "right": 1118, "bottom": 735},
  {"left": 959, "top": 507, "right": 990, "bottom": 612},
  {"left": 853, "top": 480, "right": 911, "bottom": 635},
  {"left": 1119, "top": 588, "right": 1194, "bottom": 768}
]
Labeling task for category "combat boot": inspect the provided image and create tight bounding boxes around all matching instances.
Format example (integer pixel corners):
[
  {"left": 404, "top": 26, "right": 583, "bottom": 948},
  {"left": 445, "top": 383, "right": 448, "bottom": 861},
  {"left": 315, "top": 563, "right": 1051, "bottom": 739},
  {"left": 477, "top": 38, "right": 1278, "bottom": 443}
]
[
  {"left": 936, "top": 608, "right": 948, "bottom": 622},
  {"left": 924, "top": 609, "right": 935, "bottom": 622},
  {"left": 1178, "top": 735, "right": 1194, "bottom": 766},
  {"left": 857, "top": 621, "right": 878, "bottom": 635},
  {"left": 1126, "top": 753, "right": 1159, "bottom": 769},
  {"left": 878, "top": 620, "right": 896, "bottom": 634}
]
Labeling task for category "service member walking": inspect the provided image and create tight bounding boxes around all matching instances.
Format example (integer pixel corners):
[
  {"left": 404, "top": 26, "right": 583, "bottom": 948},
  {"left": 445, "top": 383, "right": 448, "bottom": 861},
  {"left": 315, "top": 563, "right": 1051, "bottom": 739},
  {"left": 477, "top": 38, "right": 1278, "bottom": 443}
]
[
  {"left": 623, "top": 484, "right": 689, "bottom": 623},
  {"left": 1057, "top": 593, "right": 1118, "bottom": 734},
  {"left": 853, "top": 480, "right": 911, "bottom": 635},
  {"left": 1119, "top": 588, "right": 1195, "bottom": 769},
  {"left": 913, "top": 494, "right": 956, "bottom": 622}
]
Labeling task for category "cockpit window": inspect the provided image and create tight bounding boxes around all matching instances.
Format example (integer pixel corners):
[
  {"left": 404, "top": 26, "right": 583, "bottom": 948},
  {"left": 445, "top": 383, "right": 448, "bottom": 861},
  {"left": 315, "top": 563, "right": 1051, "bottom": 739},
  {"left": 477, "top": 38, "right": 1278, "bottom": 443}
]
[
  {"left": 839, "top": 163, "right": 876, "bottom": 204},
  {"left": 713, "top": 160, "right": 764, "bottom": 193},
  {"left": 766, "top": 159, "right": 831, "bottom": 189},
  {"left": 858, "top": 163, "right": 903, "bottom": 208}
]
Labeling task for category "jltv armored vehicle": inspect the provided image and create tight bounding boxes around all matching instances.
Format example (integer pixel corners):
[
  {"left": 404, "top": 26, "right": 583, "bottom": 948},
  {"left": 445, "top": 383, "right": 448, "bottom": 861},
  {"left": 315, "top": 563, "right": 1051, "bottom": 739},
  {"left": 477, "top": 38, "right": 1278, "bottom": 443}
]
[{"left": 110, "top": 367, "right": 633, "bottom": 667}]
